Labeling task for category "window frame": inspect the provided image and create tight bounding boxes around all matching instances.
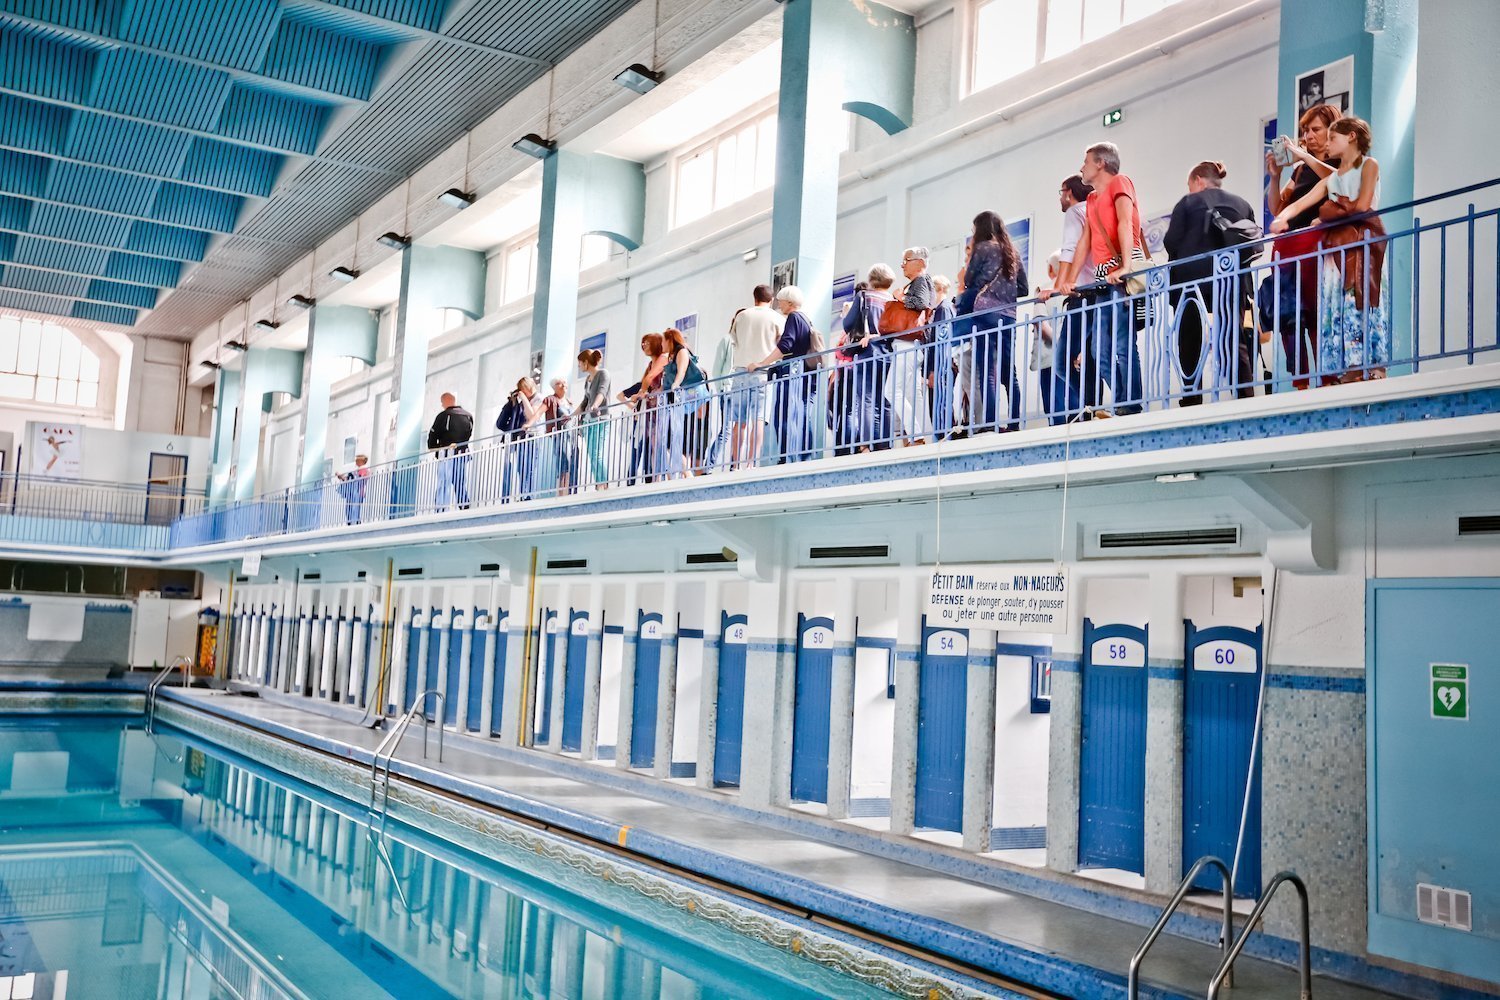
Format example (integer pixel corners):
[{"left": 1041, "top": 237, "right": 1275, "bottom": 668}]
[
  {"left": 968, "top": 0, "right": 1180, "bottom": 97},
  {"left": 500, "top": 230, "right": 540, "bottom": 305},
  {"left": 0, "top": 314, "right": 105, "bottom": 411},
  {"left": 671, "top": 104, "right": 782, "bottom": 230}
]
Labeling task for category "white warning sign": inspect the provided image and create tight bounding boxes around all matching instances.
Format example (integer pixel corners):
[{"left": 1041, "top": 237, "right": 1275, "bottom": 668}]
[{"left": 925, "top": 564, "right": 1070, "bottom": 634}]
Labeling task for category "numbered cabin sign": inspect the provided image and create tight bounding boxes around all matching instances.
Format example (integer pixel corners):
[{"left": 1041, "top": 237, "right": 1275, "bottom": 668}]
[
  {"left": 925, "top": 629, "right": 969, "bottom": 658},
  {"left": 1090, "top": 636, "right": 1146, "bottom": 668},
  {"left": 1192, "top": 638, "right": 1258, "bottom": 673},
  {"left": 802, "top": 624, "right": 833, "bottom": 649},
  {"left": 640, "top": 618, "right": 663, "bottom": 641},
  {"left": 571, "top": 615, "right": 589, "bottom": 637},
  {"left": 724, "top": 622, "right": 748, "bottom": 645}
]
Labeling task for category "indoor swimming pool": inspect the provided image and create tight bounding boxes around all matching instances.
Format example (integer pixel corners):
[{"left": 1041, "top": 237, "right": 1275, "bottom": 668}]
[{"left": 0, "top": 713, "right": 972, "bottom": 1000}]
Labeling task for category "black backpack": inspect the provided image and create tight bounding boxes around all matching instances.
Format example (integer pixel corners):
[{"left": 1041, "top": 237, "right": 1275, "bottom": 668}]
[
  {"left": 495, "top": 397, "right": 526, "bottom": 437},
  {"left": 1207, "top": 206, "right": 1261, "bottom": 247}
]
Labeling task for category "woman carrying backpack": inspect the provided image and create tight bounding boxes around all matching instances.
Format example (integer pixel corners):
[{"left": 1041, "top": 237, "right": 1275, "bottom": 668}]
[{"left": 662, "top": 327, "right": 710, "bottom": 477}]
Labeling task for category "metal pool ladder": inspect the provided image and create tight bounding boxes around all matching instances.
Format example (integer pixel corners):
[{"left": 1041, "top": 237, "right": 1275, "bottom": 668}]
[
  {"left": 1128, "top": 855, "right": 1237, "bottom": 1000},
  {"left": 1208, "top": 871, "right": 1313, "bottom": 1000},
  {"left": 145, "top": 655, "right": 193, "bottom": 733},
  {"left": 366, "top": 690, "right": 445, "bottom": 915}
]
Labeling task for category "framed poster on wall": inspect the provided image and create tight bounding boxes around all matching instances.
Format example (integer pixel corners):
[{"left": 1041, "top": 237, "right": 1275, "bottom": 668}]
[{"left": 1296, "top": 56, "right": 1353, "bottom": 116}]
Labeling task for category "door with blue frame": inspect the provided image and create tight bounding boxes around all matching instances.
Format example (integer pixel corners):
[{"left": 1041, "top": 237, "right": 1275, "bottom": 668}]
[
  {"left": 714, "top": 613, "right": 749, "bottom": 787},
  {"left": 424, "top": 612, "right": 445, "bottom": 720},
  {"left": 630, "top": 611, "right": 665, "bottom": 768},
  {"left": 443, "top": 610, "right": 464, "bottom": 727},
  {"left": 488, "top": 612, "right": 510, "bottom": 737},
  {"left": 402, "top": 607, "right": 423, "bottom": 712},
  {"left": 916, "top": 621, "right": 969, "bottom": 832},
  {"left": 561, "top": 609, "right": 590, "bottom": 752},
  {"left": 791, "top": 614, "right": 835, "bottom": 804},
  {"left": 535, "top": 611, "right": 558, "bottom": 744},
  {"left": 1078, "top": 619, "right": 1148, "bottom": 873},
  {"left": 1182, "top": 621, "right": 1262, "bottom": 895}
]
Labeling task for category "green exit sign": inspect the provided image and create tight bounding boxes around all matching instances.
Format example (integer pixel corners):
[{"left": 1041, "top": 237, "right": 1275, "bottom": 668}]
[{"left": 1102, "top": 108, "right": 1124, "bottom": 127}]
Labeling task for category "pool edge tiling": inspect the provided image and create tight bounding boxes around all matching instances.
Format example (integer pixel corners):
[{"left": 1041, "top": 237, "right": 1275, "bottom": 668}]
[{"left": 151, "top": 698, "right": 1031, "bottom": 1000}]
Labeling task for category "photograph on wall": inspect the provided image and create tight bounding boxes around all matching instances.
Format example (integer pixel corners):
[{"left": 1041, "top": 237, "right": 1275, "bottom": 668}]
[
  {"left": 772, "top": 259, "right": 796, "bottom": 294},
  {"left": 673, "top": 314, "right": 699, "bottom": 348},
  {"left": 1296, "top": 56, "right": 1353, "bottom": 116},
  {"left": 29, "top": 422, "right": 82, "bottom": 478}
]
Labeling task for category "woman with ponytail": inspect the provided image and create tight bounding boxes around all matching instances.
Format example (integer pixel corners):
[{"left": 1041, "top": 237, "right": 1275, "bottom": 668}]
[
  {"left": 1164, "top": 159, "right": 1258, "bottom": 405},
  {"left": 577, "top": 348, "right": 611, "bottom": 489}
]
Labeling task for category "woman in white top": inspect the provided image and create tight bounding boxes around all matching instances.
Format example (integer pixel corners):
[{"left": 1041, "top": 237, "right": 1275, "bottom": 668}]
[{"left": 1271, "top": 116, "right": 1387, "bottom": 381}]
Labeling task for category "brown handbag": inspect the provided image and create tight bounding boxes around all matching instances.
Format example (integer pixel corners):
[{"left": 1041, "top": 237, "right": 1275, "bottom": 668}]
[{"left": 878, "top": 300, "right": 931, "bottom": 340}]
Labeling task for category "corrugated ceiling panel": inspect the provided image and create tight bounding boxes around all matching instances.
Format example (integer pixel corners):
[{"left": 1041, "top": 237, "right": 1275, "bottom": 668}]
[
  {"left": 0, "top": 288, "right": 77, "bottom": 317},
  {"left": 0, "top": 233, "right": 14, "bottom": 258},
  {"left": 150, "top": 183, "right": 241, "bottom": 232},
  {"left": 90, "top": 48, "right": 233, "bottom": 131},
  {"left": 257, "top": 19, "right": 381, "bottom": 102},
  {"left": 215, "top": 84, "right": 328, "bottom": 155},
  {"left": 277, "top": 2, "right": 414, "bottom": 45},
  {"left": 117, "top": 0, "right": 280, "bottom": 71},
  {"left": 86, "top": 278, "right": 156, "bottom": 309},
  {"left": 0, "top": 94, "right": 71, "bottom": 155},
  {"left": 178, "top": 138, "right": 282, "bottom": 198},
  {"left": 70, "top": 300, "right": 137, "bottom": 325},
  {"left": 0, "top": 151, "right": 50, "bottom": 199},
  {"left": 11, "top": 234, "right": 109, "bottom": 274},
  {"left": 0, "top": 197, "right": 30, "bottom": 231},
  {"left": 0, "top": 2, "right": 111, "bottom": 38},
  {"left": 0, "top": 24, "right": 96, "bottom": 103},
  {"left": 103, "top": 251, "right": 181, "bottom": 288},
  {"left": 64, "top": 112, "right": 193, "bottom": 178},
  {"left": 0, "top": 265, "right": 88, "bottom": 298},
  {"left": 26, "top": 202, "right": 132, "bottom": 248},
  {"left": 126, "top": 221, "right": 210, "bottom": 261},
  {"left": 44, "top": 160, "right": 160, "bottom": 216},
  {"left": 322, "top": 0, "right": 445, "bottom": 33}
]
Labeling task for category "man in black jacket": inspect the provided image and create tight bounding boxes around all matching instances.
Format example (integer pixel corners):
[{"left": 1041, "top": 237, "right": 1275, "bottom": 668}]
[{"left": 427, "top": 392, "right": 473, "bottom": 509}]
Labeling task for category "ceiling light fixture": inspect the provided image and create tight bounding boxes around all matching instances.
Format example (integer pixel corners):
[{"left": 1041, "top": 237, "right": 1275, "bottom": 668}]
[
  {"left": 377, "top": 231, "right": 410, "bottom": 250},
  {"left": 742, "top": 248, "right": 759, "bottom": 263},
  {"left": 329, "top": 265, "right": 360, "bottom": 282},
  {"left": 438, "top": 187, "right": 474, "bottom": 209},
  {"left": 229, "top": 335, "right": 254, "bottom": 347},
  {"left": 613, "top": 63, "right": 663, "bottom": 95},
  {"left": 1154, "top": 472, "right": 1202, "bottom": 484},
  {"left": 511, "top": 133, "right": 555, "bottom": 159},
  {"left": 288, "top": 293, "right": 315, "bottom": 309},
  {"left": 201, "top": 359, "right": 221, "bottom": 370}
]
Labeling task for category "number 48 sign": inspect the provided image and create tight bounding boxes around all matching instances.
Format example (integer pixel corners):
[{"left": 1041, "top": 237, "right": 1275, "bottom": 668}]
[{"left": 1431, "top": 663, "right": 1468, "bottom": 721}]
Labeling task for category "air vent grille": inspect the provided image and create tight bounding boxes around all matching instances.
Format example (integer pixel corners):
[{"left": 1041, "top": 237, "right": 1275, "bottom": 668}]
[
  {"left": 685, "top": 551, "right": 736, "bottom": 566},
  {"left": 397, "top": 567, "right": 424, "bottom": 577},
  {"left": 1458, "top": 514, "right": 1500, "bottom": 536},
  {"left": 809, "top": 544, "right": 890, "bottom": 560},
  {"left": 545, "top": 558, "right": 588, "bottom": 572},
  {"left": 479, "top": 563, "right": 501, "bottom": 572},
  {"left": 301, "top": 572, "right": 321, "bottom": 581},
  {"left": 1098, "top": 527, "right": 1241, "bottom": 550},
  {"left": 1417, "top": 883, "right": 1472, "bottom": 931}
]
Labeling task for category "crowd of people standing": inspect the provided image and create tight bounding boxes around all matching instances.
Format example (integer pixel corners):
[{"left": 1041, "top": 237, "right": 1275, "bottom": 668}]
[{"left": 399, "top": 112, "right": 1386, "bottom": 506}]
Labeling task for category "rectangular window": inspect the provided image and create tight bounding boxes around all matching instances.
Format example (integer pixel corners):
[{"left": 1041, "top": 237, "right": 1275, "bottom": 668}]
[
  {"left": 977, "top": 0, "right": 1181, "bottom": 92},
  {"left": 0, "top": 314, "right": 103, "bottom": 409},
  {"left": 502, "top": 234, "right": 539, "bottom": 304},
  {"left": 673, "top": 107, "right": 779, "bottom": 228}
]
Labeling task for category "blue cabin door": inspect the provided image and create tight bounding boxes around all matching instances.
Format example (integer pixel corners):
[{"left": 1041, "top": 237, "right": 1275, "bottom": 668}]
[
  {"left": 1079, "top": 619, "right": 1148, "bottom": 873},
  {"left": 443, "top": 611, "right": 463, "bottom": 727},
  {"left": 466, "top": 610, "right": 487, "bottom": 732},
  {"left": 535, "top": 611, "right": 558, "bottom": 744},
  {"left": 1183, "top": 621, "right": 1263, "bottom": 894},
  {"left": 424, "top": 614, "right": 445, "bottom": 720},
  {"left": 489, "top": 613, "right": 509, "bottom": 737},
  {"left": 561, "top": 610, "right": 590, "bottom": 752},
  {"left": 630, "top": 612, "right": 664, "bottom": 768},
  {"left": 402, "top": 608, "right": 422, "bottom": 712},
  {"left": 714, "top": 613, "right": 749, "bottom": 787},
  {"left": 791, "top": 614, "right": 835, "bottom": 804},
  {"left": 916, "top": 623, "right": 968, "bottom": 832}
]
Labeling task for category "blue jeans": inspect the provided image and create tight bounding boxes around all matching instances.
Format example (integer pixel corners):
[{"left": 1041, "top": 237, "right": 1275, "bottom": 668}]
[
  {"left": 1085, "top": 284, "right": 1143, "bottom": 414},
  {"left": 772, "top": 368, "right": 813, "bottom": 463},
  {"left": 1049, "top": 301, "right": 1086, "bottom": 424},
  {"left": 433, "top": 448, "right": 469, "bottom": 508},
  {"left": 973, "top": 320, "right": 1020, "bottom": 431}
]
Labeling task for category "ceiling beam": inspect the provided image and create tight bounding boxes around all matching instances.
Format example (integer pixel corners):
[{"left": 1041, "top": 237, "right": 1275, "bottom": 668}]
[
  {"left": 0, "top": 185, "right": 307, "bottom": 247},
  {"left": 0, "top": 222, "right": 202, "bottom": 265},
  {"left": 0, "top": 255, "right": 176, "bottom": 294},
  {"left": 295, "top": 0, "right": 552, "bottom": 68},
  {"left": 0, "top": 141, "right": 276, "bottom": 203},
  {"left": 0, "top": 12, "right": 374, "bottom": 109},
  {"left": 0, "top": 265, "right": 158, "bottom": 310}
]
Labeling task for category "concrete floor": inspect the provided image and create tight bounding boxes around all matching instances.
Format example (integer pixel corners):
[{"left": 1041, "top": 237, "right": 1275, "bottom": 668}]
[{"left": 162, "top": 688, "right": 1403, "bottom": 1000}]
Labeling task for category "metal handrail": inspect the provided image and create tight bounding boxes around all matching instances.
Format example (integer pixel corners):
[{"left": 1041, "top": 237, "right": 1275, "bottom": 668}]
[
  {"left": 1128, "top": 855, "right": 1236, "bottom": 999},
  {"left": 1208, "top": 871, "right": 1312, "bottom": 1000},
  {"left": 144, "top": 654, "right": 193, "bottom": 733},
  {"left": 367, "top": 689, "right": 445, "bottom": 831}
]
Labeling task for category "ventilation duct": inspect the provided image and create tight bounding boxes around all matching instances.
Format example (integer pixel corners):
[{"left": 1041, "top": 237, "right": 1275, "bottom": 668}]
[
  {"left": 1096, "top": 526, "right": 1241, "bottom": 550},
  {"left": 397, "top": 567, "right": 424, "bottom": 577},
  {"left": 808, "top": 544, "right": 890, "bottom": 561},
  {"left": 685, "top": 550, "right": 736, "bottom": 567},
  {"left": 545, "top": 558, "right": 588, "bottom": 572},
  {"left": 1457, "top": 514, "right": 1500, "bottom": 536}
]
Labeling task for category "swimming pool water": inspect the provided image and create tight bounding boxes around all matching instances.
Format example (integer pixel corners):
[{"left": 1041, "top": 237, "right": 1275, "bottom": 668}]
[{"left": 0, "top": 715, "right": 903, "bottom": 999}]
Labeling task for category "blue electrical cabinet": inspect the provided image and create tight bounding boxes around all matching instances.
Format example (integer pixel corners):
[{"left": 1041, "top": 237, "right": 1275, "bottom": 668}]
[
  {"left": 791, "top": 614, "right": 835, "bottom": 804},
  {"left": 561, "top": 609, "right": 590, "bottom": 752},
  {"left": 915, "top": 622, "right": 969, "bottom": 833},
  {"left": 714, "top": 612, "right": 749, "bottom": 787},
  {"left": 629, "top": 611, "right": 664, "bottom": 768},
  {"left": 1182, "top": 620, "right": 1263, "bottom": 895},
  {"left": 1369, "top": 579, "right": 1500, "bottom": 984},
  {"left": 1078, "top": 619, "right": 1149, "bottom": 873}
]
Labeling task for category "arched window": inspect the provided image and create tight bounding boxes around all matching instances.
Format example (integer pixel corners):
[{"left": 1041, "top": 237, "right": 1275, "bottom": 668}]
[{"left": 0, "top": 315, "right": 102, "bottom": 408}]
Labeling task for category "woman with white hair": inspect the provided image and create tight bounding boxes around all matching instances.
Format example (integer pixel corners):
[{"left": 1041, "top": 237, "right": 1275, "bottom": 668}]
[{"left": 751, "top": 285, "right": 818, "bottom": 463}]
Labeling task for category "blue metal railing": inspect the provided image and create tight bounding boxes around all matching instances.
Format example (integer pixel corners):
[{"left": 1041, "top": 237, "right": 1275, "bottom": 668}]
[
  {"left": 0, "top": 472, "right": 207, "bottom": 552},
  {"left": 168, "top": 177, "right": 1500, "bottom": 549}
]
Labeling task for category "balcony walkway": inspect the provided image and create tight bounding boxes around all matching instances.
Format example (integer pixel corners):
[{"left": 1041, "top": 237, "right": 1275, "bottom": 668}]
[{"left": 157, "top": 686, "right": 1410, "bottom": 1000}]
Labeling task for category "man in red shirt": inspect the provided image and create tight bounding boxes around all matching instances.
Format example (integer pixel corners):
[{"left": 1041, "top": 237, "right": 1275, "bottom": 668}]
[{"left": 1055, "top": 142, "right": 1145, "bottom": 416}]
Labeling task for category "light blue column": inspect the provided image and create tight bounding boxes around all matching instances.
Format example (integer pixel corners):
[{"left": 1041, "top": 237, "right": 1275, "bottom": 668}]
[
  {"left": 209, "top": 367, "right": 241, "bottom": 503},
  {"left": 233, "top": 348, "right": 304, "bottom": 501},
  {"left": 1278, "top": 0, "right": 1418, "bottom": 361},
  {"left": 391, "top": 245, "right": 485, "bottom": 461},
  {"left": 772, "top": 0, "right": 914, "bottom": 326},
  {"left": 296, "top": 305, "right": 378, "bottom": 486},
  {"left": 530, "top": 151, "right": 645, "bottom": 385}
]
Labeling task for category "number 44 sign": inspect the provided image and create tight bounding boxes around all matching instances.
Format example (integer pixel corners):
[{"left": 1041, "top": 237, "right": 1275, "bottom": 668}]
[{"left": 1431, "top": 663, "right": 1468, "bottom": 721}]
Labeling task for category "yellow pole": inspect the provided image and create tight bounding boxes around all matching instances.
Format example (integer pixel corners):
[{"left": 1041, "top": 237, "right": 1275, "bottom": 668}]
[
  {"left": 375, "top": 557, "right": 395, "bottom": 714},
  {"left": 516, "top": 546, "right": 539, "bottom": 746},
  {"left": 219, "top": 569, "right": 234, "bottom": 683}
]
